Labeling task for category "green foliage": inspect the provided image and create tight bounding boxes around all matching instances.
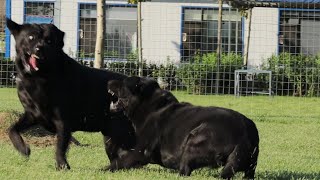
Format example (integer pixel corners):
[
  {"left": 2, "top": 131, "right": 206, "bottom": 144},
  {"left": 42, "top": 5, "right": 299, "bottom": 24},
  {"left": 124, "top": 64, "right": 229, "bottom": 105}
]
[
  {"left": 107, "top": 61, "right": 139, "bottom": 76},
  {"left": 177, "top": 52, "right": 243, "bottom": 94},
  {"left": 263, "top": 53, "right": 320, "bottom": 97},
  {"left": 78, "top": 56, "right": 178, "bottom": 90},
  {"left": 4, "top": 51, "right": 320, "bottom": 97},
  {"left": 127, "top": 0, "right": 147, "bottom": 4}
]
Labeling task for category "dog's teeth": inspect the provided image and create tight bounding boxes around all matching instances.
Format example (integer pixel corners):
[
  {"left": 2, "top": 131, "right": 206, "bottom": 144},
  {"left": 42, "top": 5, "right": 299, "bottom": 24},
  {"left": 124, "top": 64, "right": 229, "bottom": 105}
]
[
  {"left": 108, "top": 89, "right": 115, "bottom": 96},
  {"left": 32, "top": 54, "right": 39, "bottom": 59},
  {"left": 27, "top": 52, "right": 31, "bottom": 55},
  {"left": 34, "top": 67, "right": 39, "bottom": 71}
]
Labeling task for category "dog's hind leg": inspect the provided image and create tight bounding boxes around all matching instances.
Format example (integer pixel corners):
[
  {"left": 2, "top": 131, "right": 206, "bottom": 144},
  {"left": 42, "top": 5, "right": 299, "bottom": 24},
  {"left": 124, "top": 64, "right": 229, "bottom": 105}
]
[
  {"left": 243, "top": 146, "right": 259, "bottom": 180},
  {"left": 220, "top": 144, "right": 245, "bottom": 179},
  {"left": 54, "top": 120, "right": 71, "bottom": 170},
  {"left": 8, "top": 113, "right": 36, "bottom": 157},
  {"left": 179, "top": 124, "right": 216, "bottom": 176}
]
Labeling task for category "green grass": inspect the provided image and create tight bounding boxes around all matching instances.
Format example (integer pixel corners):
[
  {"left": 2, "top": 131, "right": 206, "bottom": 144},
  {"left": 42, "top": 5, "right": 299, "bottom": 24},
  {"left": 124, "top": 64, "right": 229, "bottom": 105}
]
[
  {"left": 0, "top": 88, "right": 320, "bottom": 179},
  {"left": 0, "top": 88, "right": 22, "bottom": 112}
]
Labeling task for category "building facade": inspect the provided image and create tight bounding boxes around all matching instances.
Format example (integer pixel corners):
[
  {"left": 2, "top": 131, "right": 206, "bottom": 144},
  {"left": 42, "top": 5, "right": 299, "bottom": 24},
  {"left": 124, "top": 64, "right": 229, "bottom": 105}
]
[{"left": 5, "top": 0, "right": 320, "bottom": 68}]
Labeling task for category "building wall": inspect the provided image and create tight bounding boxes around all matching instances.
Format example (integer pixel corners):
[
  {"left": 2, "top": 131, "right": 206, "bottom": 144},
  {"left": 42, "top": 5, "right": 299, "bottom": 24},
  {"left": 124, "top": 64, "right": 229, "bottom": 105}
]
[
  {"left": 8, "top": 0, "right": 279, "bottom": 68},
  {"left": 10, "top": 0, "right": 24, "bottom": 58},
  {"left": 60, "top": 0, "right": 129, "bottom": 58},
  {"left": 245, "top": 7, "right": 279, "bottom": 69},
  {"left": 141, "top": 2, "right": 228, "bottom": 65},
  {"left": 8, "top": 0, "right": 127, "bottom": 58}
]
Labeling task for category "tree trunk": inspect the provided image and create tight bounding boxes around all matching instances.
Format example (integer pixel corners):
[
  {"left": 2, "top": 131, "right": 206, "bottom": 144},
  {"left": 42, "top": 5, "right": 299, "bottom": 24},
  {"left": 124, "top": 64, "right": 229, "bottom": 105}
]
[
  {"left": 244, "top": 8, "right": 252, "bottom": 66},
  {"left": 137, "top": 1, "right": 143, "bottom": 76},
  {"left": 94, "top": 0, "right": 106, "bottom": 69}
]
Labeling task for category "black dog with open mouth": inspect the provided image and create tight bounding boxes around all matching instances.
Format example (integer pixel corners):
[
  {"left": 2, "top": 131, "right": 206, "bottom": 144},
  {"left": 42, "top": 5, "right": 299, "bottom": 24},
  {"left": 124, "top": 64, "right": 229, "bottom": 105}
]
[
  {"left": 6, "top": 19, "right": 136, "bottom": 170},
  {"left": 107, "top": 76, "right": 259, "bottom": 179}
]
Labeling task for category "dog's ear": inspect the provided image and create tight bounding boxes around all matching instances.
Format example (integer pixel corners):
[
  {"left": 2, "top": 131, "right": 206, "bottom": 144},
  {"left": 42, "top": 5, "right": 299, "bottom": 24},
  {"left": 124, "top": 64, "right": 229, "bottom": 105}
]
[
  {"left": 139, "top": 78, "right": 160, "bottom": 97},
  {"left": 51, "top": 24, "right": 65, "bottom": 48},
  {"left": 6, "top": 18, "right": 21, "bottom": 37},
  {"left": 124, "top": 76, "right": 160, "bottom": 97},
  {"left": 124, "top": 76, "right": 141, "bottom": 94},
  {"left": 55, "top": 27, "right": 65, "bottom": 48}
]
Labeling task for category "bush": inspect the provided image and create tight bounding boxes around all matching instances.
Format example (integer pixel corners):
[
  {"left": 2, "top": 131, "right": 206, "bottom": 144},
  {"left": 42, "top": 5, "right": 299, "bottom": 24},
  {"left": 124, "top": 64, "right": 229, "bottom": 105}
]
[
  {"left": 78, "top": 59, "right": 178, "bottom": 90},
  {"left": 263, "top": 53, "right": 320, "bottom": 97},
  {"left": 108, "top": 60, "right": 178, "bottom": 90},
  {"left": 177, "top": 52, "right": 243, "bottom": 94}
]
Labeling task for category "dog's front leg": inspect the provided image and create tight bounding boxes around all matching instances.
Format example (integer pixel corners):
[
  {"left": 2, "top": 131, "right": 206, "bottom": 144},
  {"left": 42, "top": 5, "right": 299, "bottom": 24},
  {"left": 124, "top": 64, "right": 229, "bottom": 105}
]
[
  {"left": 54, "top": 120, "right": 71, "bottom": 170},
  {"left": 103, "top": 136, "right": 119, "bottom": 162},
  {"left": 8, "top": 112, "right": 36, "bottom": 157}
]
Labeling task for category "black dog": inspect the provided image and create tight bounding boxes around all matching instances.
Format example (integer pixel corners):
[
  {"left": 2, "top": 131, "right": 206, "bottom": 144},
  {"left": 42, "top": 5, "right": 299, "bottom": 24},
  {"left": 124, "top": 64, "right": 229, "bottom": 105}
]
[
  {"left": 6, "top": 19, "right": 135, "bottom": 170},
  {"left": 107, "top": 76, "right": 259, "bottom": 179}
]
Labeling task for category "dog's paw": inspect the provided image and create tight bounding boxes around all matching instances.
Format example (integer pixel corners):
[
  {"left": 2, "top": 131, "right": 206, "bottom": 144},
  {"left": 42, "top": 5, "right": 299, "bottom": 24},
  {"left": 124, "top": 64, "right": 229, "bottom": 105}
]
[
  {"left": 21, "top": 144, "right": 31, "bottom": 157},
  {"left": 56, "top": 163, "right": 71, "bottom": 171},
  {"left": 106, "top": 160, "right": 122, "bottom": 172},
  {"left": 104, "top": 166, "right": 116, "bottom": 172}
]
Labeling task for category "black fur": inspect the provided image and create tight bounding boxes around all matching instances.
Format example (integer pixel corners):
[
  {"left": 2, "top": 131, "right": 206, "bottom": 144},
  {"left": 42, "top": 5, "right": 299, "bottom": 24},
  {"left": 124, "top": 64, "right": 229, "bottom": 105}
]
[
  {"left": 108, "top": 76, "right": 259, "bottom": 179},
  {"left": 6, "top": 19, "right": 136, "bottom": 170}
]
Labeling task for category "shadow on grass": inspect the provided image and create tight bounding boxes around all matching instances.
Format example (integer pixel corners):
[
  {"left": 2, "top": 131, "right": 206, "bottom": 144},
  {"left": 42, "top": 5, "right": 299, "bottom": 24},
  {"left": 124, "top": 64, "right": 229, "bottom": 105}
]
[
  {"left": 141, "top": 168, "right": 320, "bottom": 180},
  {"left": 257, "top": 171, "right": 320, "bottom": 180}
]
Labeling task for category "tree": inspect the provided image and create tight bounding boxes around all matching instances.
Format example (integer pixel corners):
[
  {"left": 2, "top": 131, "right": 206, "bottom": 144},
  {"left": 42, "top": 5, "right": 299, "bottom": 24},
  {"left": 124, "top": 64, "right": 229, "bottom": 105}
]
[
  {"left": 127, "top": 0, "right": 147, "bottom": 76},
  {"left": 94, "top": 0, "right": 106, "bottom": 69},
  {"left": 228, "top": 1, "right": 253, "bottom": 66}
]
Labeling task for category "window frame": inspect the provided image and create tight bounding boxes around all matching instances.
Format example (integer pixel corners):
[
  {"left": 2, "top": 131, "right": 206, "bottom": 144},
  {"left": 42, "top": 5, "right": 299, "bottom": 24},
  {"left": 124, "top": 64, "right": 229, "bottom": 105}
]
[
  {"left": 278, "top": 8, "right": 320, "bottom": 56},
  {"left": 23, "top": 0, "right": 55, "bottom": 24},
  {"left": 77, "top": 3, "right": 137, "bottom": 61},
  {"left": 181, "top": 6, "right": 244, "bottom": 62}
]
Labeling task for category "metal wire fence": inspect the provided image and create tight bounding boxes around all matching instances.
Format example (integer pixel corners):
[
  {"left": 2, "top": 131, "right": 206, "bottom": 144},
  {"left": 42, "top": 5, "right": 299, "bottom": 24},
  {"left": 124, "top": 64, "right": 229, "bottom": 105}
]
[{"left": 1, "top": 0, "right": 320, "bottom": 97}]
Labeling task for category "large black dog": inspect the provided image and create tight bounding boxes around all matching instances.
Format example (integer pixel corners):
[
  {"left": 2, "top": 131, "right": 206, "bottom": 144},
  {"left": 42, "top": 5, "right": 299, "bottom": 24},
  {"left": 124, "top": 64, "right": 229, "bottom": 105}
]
[
  {"left": 6, "top": 19, "right": 135, "bottom": 170},
  {"left": 107, "top": 76, "right": 260, "bottom": 179}
]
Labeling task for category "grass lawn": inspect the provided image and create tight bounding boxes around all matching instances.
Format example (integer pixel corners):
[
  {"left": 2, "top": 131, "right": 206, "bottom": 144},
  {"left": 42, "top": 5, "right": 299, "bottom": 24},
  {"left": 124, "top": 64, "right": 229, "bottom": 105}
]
[{"left": 0, "top": 88, "right": 320, "bottom": 179}]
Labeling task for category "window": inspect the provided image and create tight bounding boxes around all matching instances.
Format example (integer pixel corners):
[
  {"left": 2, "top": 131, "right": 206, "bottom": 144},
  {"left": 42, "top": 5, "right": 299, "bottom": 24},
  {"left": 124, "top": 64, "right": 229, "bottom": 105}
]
[
  {"left": 279, "top": 10, "right": 320, "bottom": 55},
  {"left": 24, "top": 2, "right": 54, "bottom": 24},
  {"left": 78, "top": 4, "right": 137, "bottom": 60},
  {"left": 182, "top": 7, "right": 243, "bottom": 61}
]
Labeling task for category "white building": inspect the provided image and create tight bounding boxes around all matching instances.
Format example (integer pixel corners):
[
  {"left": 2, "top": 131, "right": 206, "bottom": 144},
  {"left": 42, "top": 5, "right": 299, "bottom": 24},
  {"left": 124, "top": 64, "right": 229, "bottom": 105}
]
[{"left": 6, "top": 0, "right": 320, "bottom": 68}]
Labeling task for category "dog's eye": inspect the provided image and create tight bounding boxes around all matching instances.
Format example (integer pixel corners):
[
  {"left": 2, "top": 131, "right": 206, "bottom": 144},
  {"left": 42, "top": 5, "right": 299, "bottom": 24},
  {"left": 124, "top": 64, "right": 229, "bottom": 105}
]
[{"left": 29, "top": 36, "right": 34, "bottom": 40}]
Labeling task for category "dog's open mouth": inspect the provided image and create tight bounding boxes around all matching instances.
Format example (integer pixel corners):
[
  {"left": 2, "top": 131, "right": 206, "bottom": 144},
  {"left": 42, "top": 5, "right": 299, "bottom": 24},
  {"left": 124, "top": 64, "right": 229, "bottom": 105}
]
[
  {"left": 108, "top": 89, "right": 127, "bottom": 112},
  {"left": 27, "top": 53, "right": 40, "bottom": 71}
]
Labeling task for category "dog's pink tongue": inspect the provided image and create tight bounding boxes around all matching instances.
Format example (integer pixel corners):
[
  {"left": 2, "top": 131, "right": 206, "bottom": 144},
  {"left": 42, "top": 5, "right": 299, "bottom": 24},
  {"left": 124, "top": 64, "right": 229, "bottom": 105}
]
[{"left": 29, "top": 56, "right": 38, "bottom": 71}]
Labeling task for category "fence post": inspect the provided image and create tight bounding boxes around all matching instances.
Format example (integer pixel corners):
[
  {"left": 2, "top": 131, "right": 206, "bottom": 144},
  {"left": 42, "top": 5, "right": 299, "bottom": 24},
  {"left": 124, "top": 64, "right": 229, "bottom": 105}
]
[{"left": 215, "top": 0, "right": 223, "bottom": 94}]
